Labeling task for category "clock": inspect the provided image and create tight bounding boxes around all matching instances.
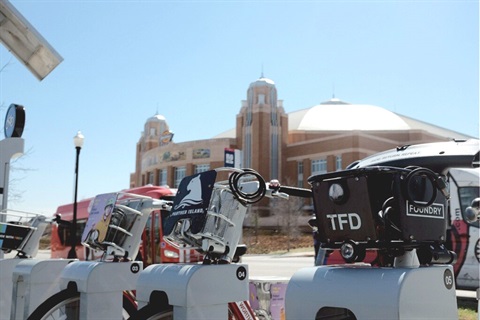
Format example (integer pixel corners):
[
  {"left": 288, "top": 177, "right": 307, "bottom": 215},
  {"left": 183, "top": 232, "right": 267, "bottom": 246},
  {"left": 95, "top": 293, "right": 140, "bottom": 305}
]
[{"left": 4, "top": 104, "right": 25, "bottom": 138}]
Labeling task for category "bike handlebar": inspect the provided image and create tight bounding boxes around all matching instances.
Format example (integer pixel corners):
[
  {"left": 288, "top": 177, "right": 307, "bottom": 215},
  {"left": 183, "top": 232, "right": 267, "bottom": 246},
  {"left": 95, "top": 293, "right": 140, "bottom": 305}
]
[
  {"left": 151, "top": 199, "right": 173, "bottom": 211},
  {"left": 277, "top": 185, "right": 312, "bottom": 198},
  {"left": 266, "top": 180, "right": 312, "bottom": 199}
]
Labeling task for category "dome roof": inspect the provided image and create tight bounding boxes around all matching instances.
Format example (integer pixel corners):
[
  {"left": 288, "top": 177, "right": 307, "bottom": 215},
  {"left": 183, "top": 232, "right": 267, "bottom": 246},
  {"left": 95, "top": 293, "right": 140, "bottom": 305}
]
[
  {"left": 249, "top": 76, "right": 275, "bottom": 88},
  {"left": 289, "top": 99, "right": 410, "bottom": 131},
  {"left": 213, "top": 97, "right": 474, "bottom": 140},
  {"left": 147, "top": 114, "right": 167, "bottom": 123}
]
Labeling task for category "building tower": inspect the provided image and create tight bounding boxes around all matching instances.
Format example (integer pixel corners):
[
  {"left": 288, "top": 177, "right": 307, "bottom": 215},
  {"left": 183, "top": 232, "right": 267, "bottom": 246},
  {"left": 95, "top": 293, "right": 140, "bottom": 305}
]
[
  {"left": 236, "top": 75, "right": 288, "bottom": 181},
  {"left": 132, "top": 113, "right": 170, "bottom": 187}
]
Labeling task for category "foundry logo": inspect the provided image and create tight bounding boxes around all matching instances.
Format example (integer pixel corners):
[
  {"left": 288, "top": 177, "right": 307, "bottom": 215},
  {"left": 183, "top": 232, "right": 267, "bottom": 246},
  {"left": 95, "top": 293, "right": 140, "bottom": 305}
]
[{"left": 406, "top": 201, "right": 444, "bottom": 219}]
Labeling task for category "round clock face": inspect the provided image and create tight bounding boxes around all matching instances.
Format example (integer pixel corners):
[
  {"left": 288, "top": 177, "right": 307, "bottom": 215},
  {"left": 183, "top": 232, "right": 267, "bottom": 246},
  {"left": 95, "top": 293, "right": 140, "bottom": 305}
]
[{"left": 4, "top": 104, "right": 25, "bottom": 138}]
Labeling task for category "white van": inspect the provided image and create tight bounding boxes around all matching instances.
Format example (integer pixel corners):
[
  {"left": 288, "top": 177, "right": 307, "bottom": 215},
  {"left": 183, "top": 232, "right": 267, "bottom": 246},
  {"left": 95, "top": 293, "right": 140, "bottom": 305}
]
[{"left": 447, "top": 167, "right": 479, "bottom": 289}]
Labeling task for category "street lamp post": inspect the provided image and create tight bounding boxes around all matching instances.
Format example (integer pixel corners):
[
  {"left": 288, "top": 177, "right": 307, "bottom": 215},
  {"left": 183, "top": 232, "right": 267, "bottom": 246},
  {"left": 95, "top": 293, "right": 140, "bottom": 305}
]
[{"left": 68, "top": 131, "right": 84, "bottom": 259}]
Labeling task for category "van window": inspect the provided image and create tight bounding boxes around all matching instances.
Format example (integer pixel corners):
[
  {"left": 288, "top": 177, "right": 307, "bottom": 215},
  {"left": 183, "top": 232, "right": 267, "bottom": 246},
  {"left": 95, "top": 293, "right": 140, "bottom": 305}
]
[
  {"left": 459, "top": 187, "right": 480, "bottom": 227},
  {"left": 161, "top": 210, "right": 170, "bottom": 230},
  {"left": 144, "top": 215, "right": 152, "bottom": 265}
]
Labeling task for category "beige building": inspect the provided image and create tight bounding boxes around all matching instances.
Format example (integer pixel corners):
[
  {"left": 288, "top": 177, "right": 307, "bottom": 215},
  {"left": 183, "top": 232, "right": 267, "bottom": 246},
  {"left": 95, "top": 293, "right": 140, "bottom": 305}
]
[{"left": 130, "top": 75, "right": 473, "bottom": 202}]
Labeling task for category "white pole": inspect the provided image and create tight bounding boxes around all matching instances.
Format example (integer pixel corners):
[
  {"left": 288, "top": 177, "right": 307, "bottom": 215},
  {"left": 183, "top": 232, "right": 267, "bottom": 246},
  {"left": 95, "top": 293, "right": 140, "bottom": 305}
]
[{"left": 0, "top": 138, "right": 24, "bottom": 259}]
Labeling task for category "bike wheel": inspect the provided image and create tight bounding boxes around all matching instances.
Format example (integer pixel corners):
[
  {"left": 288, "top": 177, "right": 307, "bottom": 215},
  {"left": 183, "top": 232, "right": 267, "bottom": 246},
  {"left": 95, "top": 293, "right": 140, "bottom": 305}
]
[
  {"left": 129, "top": 304, "right": 173, "bottom": 320},
  {"left": 28, "top": 288, "right": 137, "bottom": 320},
  {"left": 27, "top": 288, "right": 80, "bottom": 320}
]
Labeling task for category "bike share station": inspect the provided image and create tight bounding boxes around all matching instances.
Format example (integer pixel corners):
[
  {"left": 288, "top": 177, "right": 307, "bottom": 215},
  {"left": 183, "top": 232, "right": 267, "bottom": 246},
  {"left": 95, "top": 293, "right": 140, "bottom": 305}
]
[
  {"left": 132, "top": 140, "right": 479, "bottom": 320},
  {"left": 1, "top": 125, "right": 478, "bottom": 319}
]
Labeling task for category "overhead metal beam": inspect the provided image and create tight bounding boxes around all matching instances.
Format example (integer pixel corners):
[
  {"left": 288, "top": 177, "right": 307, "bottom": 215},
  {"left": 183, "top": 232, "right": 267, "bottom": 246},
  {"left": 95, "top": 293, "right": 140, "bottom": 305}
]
[{"left": 0, "top": 0, "right": 62, "bottom": 80}]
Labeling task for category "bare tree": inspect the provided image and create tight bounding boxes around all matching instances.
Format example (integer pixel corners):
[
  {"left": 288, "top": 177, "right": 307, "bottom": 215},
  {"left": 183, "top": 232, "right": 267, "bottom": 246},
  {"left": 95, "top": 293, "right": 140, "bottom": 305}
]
[
  {"left": 0, "top": 58, "right": 13, "bottom": 74},
  {"left": 270, "top": 195, "right": 304, "bottom": 252},
  {"left": 8, "top": 149, "right": 35, "bottom": 206}
]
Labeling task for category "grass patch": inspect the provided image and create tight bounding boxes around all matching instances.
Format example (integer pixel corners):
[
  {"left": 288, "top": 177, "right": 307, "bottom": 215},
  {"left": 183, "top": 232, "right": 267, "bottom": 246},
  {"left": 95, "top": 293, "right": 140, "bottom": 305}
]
[{"left": 458, "top": 298, "right": 478, "bottom": 320}]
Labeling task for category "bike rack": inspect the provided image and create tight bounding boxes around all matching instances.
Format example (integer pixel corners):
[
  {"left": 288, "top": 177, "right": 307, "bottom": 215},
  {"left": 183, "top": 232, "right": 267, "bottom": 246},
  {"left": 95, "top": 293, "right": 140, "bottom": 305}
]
[
  {"left": 136, "top": 264, "right": 249, "bottom": 319},
  {"left": 285, "top": 262, "right": 458, "bottom": 319},
  {"left": 0, "top": 259, "right": 24, "bottom": 319},
  {"left": 59, "top": 260, "right": 142, "bottom": 319},
  {"left": 10, "top": 258, "right": 75, "bottom": 319},
  {"left": 0, "top": 210, "right": 48, "bottom": 319},
  {"left": 52, "top": 192, "right": 154, "bottom": 319}
]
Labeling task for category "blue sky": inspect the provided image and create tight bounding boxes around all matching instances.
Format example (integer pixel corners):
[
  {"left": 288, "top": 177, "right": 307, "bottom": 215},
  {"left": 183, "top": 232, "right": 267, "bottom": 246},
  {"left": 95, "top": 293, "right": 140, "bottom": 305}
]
[{"left": 1, "top": 0, "right": 478, "bottom": 215}]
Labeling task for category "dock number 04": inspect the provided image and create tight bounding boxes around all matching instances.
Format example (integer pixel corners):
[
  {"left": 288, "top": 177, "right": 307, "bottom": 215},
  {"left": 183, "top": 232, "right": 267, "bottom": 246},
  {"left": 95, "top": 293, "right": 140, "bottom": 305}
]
[{"left": 236, "top": 266, "right": 247, "bottom": 280}]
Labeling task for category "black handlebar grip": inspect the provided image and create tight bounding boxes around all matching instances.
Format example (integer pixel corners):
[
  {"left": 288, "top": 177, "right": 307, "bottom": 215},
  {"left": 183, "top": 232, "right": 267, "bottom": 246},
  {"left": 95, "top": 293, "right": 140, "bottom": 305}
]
[{"left": 278, "top": 186, "right": 312, "bottom": 198}]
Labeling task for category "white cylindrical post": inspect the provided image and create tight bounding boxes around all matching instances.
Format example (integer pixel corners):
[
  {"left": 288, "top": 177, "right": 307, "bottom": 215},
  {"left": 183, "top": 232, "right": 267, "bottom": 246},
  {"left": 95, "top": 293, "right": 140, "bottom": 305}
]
[{"left": 0, "top": 138, "right": 24, "bottom": 259}]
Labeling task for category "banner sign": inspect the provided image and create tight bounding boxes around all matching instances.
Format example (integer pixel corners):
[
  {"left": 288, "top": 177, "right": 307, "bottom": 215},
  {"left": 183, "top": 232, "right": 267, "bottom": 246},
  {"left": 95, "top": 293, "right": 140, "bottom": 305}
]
[
  {"left": 0, "top": 222, "right": 31, "bottom": 250},
  {"left": 164, "top": 170, "right": 217, "bottom": 235},
  {"left": 224, "top": 148, "right": 235, "bottom": 167},
  {"left": 82, "top": 193, "right": 118, "bottom": 244},
  {"left": 224, "top": 148, "right": 242, "bottom": 168}
]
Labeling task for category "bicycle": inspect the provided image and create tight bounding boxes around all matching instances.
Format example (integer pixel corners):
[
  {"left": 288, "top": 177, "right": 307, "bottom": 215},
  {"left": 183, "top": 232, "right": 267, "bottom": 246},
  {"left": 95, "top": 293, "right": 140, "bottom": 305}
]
[
  {"left": 0, "top": 209, "right": 51, "bottom": 319},
  {"left": 129, "top": 167, "right": 311, "bottom": 320},
  {"left": 27, "top": 192, "right": 173, "bottom": 320},
  {"left": 285, "top": 165, "right": 459, "bottom": 319},
  {"left": 0, "top": 209, "right": 48, "bottom": 259}
]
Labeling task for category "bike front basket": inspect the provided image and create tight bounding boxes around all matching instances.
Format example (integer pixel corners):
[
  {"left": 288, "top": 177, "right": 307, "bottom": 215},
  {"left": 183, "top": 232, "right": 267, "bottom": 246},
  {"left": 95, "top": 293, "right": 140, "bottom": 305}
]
[
  {"left": 81, "top": 192, "right": 153, "bottom": 259},
  {"left": 164, "top": 169, "right": 259, "bottom": 262},
  {"left": 308, "top": 166, "right": 449, "bottom": 250},
  {"left": 0, "top": 210, "right": 47, "bottom": 257}
]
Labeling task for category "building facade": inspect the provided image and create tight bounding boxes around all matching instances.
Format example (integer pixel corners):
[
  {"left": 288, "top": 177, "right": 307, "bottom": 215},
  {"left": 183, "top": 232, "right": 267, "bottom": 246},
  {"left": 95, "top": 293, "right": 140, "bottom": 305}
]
[{"left": 130, "top": 75, "right": 473, "bottom": 198}]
